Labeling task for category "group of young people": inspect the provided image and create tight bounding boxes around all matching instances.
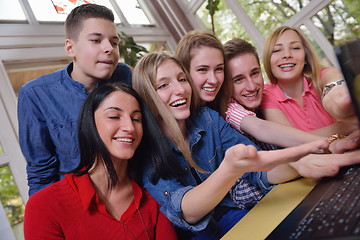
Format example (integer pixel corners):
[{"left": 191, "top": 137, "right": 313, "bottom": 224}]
[{"left": 20, "top": 3, "right": 360, "bottom": 240}]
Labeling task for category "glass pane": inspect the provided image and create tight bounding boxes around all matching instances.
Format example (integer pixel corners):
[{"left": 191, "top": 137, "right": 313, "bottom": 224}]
[
  {"left": 196, "top": 1, "right": 251, "bottom": 43},
  {"left": 299, "top": 25, "right": 333, "bottom": 67},
  {"left": 0, "top": 142, "right": 3, "bottom": 155},
  {"left": 0, "top": 0, "right": 26, "bottom": 21},
  {"left": 27, "top": 0, "right": 121, "bottom": 23},
  {"left": 310, "top": 0, "right": 360, "bottom": 46},
  {"left": 0, "top": 165, "right": 25, "bottom": 240},
  {"left": 115, "top": 0, "right": 150, "bottom": 25},
  {"left": 236, "top": 0, "right": 311, "bottom": 39}
]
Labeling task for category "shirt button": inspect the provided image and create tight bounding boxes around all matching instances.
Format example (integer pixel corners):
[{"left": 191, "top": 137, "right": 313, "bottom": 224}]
[
  {"left": 163, "top": 191, "right": 169, "bottom": 196},
  {"left": 184, "top": 167, "right": 188, "bottom": 171}
]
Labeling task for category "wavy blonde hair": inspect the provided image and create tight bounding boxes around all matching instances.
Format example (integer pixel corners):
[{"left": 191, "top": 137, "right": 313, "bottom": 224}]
[
  {"left": 263, "top": 26, "right": 324, "bottom": 92},
  {"left": 132, "top": 51, "right": 204, "bottom": 172}
]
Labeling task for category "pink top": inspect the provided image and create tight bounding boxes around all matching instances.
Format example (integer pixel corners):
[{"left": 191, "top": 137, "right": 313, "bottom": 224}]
[
  {"left": 260, "top": 73, "right": 336, "bottom": 132},
  {"left": 225, "top": 98, "right": 256, "bottom": 133}
]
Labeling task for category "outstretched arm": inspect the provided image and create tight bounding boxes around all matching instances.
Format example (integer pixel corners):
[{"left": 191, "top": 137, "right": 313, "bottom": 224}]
[
  {"left": 181, "top": 140, "right": 327, "bottom": 223},
  {"left": 241, "top": 115, "right": 324, "bottom": 147},
  {"left": 290, "top": 149, "right": 360, "bottom": 180}
]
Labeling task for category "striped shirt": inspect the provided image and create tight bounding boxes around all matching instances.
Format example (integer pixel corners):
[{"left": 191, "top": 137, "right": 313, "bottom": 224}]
[{"left": 225, "top": 98, "right": 256, "bottom": 133}]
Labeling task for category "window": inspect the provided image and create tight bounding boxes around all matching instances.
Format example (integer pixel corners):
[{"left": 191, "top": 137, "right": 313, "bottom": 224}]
[
  {"left": 0, "top": 0, "right": 26, "bottom": 21},
  {"left": 0, "top": 165, "right": 25, "bottom": 240}
]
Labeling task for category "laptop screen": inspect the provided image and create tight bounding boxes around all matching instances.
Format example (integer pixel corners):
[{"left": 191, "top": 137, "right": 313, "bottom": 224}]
[{"left": 335, "top": 38, "right": 360, "bottom": 125}]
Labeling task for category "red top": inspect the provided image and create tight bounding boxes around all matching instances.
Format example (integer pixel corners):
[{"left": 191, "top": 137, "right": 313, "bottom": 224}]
[{"left": 24, "top": 173, "right": 177, "bottom": 240}]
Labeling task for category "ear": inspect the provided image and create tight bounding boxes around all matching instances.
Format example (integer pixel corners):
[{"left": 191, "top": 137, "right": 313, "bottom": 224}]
[{"left": 65, "top": 39, "right": 75, "bottom": 58}]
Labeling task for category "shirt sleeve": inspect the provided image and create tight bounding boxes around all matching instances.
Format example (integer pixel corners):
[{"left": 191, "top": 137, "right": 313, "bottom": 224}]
[
  {"left": 143, "top": 173, "right": 212, "bottom": 232},
  {"left": 225, "top": 100, "right": 256, "bottom": 133},
  {"left": 229, "top": 177, "right": 265, "bottom": 209},
  {"left": 18, "top": 87, "right": 60, "bottom": 196}
]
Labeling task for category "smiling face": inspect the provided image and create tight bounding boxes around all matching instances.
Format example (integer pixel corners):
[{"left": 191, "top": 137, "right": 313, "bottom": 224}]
[
  {"left": 66, "top": 18, "right": 120, "bottom": 83},
  {"left": 270, "top": 29, "right": 306, "bottom": 84},
  {"left": 95, "top": 91, "right": 143, "bottom": 162},
  {"left": 229, "top": 53, "right": 264, "bottom": 111},
  {"left": 155, "top": 59, "right": 192, "bottom": 122},
  {"left": 189, "top": 46, "right": 225, "bottom": 103}
]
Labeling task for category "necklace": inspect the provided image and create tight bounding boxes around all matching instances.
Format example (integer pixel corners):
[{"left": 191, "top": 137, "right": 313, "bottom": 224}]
[{"left": 94, "top": 184, "right": 150, "bottom": 240}]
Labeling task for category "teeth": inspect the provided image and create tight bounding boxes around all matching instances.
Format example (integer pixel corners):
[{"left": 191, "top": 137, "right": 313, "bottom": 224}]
[
  {"left": 203, "top": 87, "right": 215, "bottom": 92},
  {"left": 244, "top": 92, "right": 257, "bottom": 97},
  {"left": 115, "top": 138, "right": 133, "bottom": 143},
  {"left": 280, "top": 64, "right": 295, "bottom": 68},
  {"left": 171, "top": 99, "right": 186, "bottom": 107}
]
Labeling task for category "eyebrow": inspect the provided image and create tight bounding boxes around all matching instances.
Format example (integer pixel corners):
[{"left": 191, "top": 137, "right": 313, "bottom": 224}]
[
  {"left": 275, "top": 40, "right": 301, "bottom": 46},
  {"left": 88, "top": 32, "right": 119, "bottom": 40},
  {"left": 104, "top": 107, "right": 141, "bottom": 114}
]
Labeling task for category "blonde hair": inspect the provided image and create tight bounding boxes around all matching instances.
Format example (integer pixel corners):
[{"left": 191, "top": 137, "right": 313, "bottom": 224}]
[
  {"left": 263, "top": 26, "right": 324, "bottom": 92},
  {"left": 176, "top": 30, "right": 232, "bottom": 117},
  {"left": 132, "top": 51, "right": 204, "bottom": 172}
]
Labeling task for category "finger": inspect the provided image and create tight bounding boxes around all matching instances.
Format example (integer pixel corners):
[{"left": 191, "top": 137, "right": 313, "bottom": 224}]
[{"left": 227, "top": 144, "right": 258, "bottom": 159}]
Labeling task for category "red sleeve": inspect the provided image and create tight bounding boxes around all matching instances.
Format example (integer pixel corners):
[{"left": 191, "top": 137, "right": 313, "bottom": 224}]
[
  {"left": 24, "top": 189, "right": 65, "bottom": 240},
  {"left": 155, "top": 209, "right": 178, "bottom": 240}
]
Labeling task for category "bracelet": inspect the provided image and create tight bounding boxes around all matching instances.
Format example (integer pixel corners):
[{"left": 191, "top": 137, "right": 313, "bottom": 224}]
[
  {"left": 321, "top": 79, "right": 345, "bottom": 99},
  {"left": 323, "top": 134, "right": 346, "bottom": 154}
]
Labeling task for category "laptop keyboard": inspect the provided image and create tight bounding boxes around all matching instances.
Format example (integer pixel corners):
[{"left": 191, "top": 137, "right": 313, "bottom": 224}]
[{"left": 289, "top": 166, "right": 360, "bottom": 239}]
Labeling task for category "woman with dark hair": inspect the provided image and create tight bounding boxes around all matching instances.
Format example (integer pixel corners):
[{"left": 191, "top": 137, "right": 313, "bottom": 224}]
[{"left": 24, "top": 82, "right": 177, "bottom": 239}]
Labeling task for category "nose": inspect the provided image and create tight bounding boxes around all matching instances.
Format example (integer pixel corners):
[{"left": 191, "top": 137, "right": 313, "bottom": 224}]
[
  {"left": 121, "top": 116, "right": 135, "bottom": 132},
  {"left": 245, "top": 78, "right": 256, "bottom": 91},
  {"left": 207, "top": 71, "right": 219, "bottom": 84},
  {"left": 103, "top": 40, "right": 114, "bottom": 54},
  {"left": 173, "top": 81, "right": 185, "bottom": 95},
  {"left": 282, "top": 47, "right": 292, "bottom": 59}
]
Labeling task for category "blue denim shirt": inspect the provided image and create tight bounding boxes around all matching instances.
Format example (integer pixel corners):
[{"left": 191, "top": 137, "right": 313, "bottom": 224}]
[
  {"left": 18, "top": 62, "right": 132, "bottom": 196},
  {"left": 142, "top": 107, "right": 273, "bottom": 233}
]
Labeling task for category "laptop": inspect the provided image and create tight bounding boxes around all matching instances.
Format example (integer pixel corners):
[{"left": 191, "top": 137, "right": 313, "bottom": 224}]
[{"left": 266, "top": 38, "right": 360, "bottom": 240}]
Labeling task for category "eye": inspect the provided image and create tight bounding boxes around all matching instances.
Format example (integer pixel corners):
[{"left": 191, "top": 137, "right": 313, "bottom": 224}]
[
  {"left": 90, "top": 39, "right": 101, "bottom": 44},
  {"left": 197, "top": 68, "right": 207, "bottom": 73},
  {"left": 234, "top": 77, "right": 245, "bottom": 83},
  {"left": 111, "top": 41, "right": 119, "bottom": 47},
  {"left": 216, "top": 66, "right": 224, "bottom": 72},
  {"left": 132, "top": 117, "right": 142, "bottom": 122},
  {"left": 179, "top": 77, "right": 188, "bottom": 82},
  {"left": 157, "top": 83, "right": 168, "bottom": 90},
  {"left": 108, "top": 115, "right": 120, "bottom": 120},
  {"left": 251, "top": 71, "right": 260, "bottom": 77},
  {"left": 272, "top": 49, "right": 281, "bottom": 53}
]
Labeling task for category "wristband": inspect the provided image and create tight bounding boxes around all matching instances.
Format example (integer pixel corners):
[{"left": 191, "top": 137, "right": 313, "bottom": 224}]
[
  {"left": 323, "top": 134, "right": 346, "bottom": 154},
  {"left": 321, "top": 79, "right": 345, "bottom": 99}
]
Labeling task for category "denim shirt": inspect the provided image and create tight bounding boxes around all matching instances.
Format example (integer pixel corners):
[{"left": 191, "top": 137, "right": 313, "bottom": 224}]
[
  {"left": 142, "top": 107, "right": 273, "bottom": 233},
  {"left": 18, "top": 62, "right": 132, "bottom": 196}
]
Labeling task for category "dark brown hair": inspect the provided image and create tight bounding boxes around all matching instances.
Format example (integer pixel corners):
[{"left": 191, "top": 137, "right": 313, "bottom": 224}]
[{"left": 65, "top": 4, "right": 114, "bottom": 41}]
